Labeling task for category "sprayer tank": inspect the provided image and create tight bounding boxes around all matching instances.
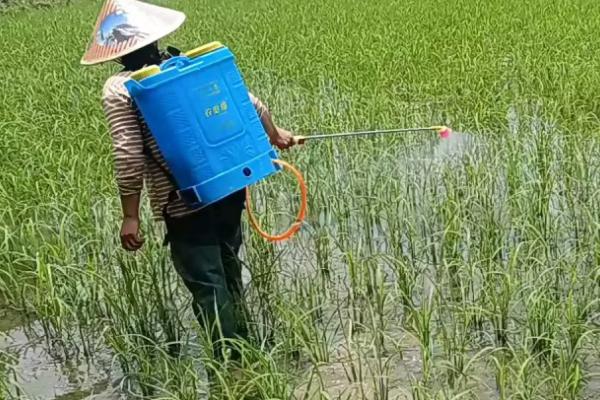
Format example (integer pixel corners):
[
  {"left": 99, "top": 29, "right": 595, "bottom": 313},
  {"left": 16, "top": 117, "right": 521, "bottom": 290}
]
[{"left": 124, "top": 42, "right": 280, "bottom": 209}]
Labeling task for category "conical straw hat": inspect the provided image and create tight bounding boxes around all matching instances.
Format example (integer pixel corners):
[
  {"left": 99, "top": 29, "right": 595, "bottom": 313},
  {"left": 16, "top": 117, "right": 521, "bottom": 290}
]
[{"left": 81, "top": 0, "right": 186, "bottom": 65}]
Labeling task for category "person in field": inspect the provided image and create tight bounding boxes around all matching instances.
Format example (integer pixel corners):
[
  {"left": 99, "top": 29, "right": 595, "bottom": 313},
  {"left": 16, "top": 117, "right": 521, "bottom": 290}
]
[{"left": 81, "top": 0, "right": 296, "bottom": 359}]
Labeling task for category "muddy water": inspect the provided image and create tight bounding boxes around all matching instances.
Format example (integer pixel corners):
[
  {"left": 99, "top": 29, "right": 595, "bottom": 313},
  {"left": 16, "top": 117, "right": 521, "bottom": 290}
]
[{"left": 0, "top": 308, "right": 121, "bottom": 400}]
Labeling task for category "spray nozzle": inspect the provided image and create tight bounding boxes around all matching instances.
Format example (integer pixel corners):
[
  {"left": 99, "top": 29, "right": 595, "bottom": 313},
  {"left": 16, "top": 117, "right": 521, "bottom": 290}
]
[
  {"left": 439, "top": 127, "right": 451, "bottom": 139},
  {"left": 430, "top": 126, "right": 452, "bottom": 139}
]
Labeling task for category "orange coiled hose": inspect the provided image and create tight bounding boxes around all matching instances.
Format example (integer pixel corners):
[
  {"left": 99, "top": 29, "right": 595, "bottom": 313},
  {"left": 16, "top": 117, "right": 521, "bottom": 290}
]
[{"left": 245, "top": 159, "right": 307, "bottom": 242}]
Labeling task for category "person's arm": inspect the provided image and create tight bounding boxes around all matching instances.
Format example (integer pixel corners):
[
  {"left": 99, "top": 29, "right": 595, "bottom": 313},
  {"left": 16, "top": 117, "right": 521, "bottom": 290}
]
[
  {"left": 249, "top": 92, "right": 296, "bottom": 149},
  {"left": 119, "top": 193, "right": 144, "bottom": 251},
  {"left": 102, "top": 81, "right": 146, "bottom": 251}
]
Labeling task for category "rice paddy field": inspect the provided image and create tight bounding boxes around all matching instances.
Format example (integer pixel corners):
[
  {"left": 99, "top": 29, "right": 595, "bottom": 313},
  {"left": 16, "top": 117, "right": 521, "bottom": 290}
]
[{"left": 2, "top": 0, "right": 600, "bottom": 399}]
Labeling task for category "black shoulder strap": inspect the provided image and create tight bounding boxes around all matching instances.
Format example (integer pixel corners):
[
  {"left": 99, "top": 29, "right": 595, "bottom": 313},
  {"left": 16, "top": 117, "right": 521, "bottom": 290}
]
[
  {"left": 125, "top": 52, "right": 183, "bottom": 223},
  {"left": 131, "top": 101, "right": 181, "bottom": 222},
  {"left": 140, "top": 137, "right": 178, "bottom": 189},
  {"left": 130, "top": 101, "right": 178, "bottom": 188}
]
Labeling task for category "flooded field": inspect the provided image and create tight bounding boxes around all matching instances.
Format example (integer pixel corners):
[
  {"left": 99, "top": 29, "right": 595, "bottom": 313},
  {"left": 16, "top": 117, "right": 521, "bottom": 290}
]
[
  {"left": 2, "top": 123, "right": 600, "bottom": 399},
  {"left": 2, "top": 0, "right": 600, "bottom": 398}
]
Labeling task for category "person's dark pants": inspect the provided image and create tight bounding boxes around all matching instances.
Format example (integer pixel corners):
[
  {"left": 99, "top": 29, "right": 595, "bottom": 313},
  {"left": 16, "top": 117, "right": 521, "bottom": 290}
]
[{"left": 164, "top": 190, "right": 248, "bottom": 359}]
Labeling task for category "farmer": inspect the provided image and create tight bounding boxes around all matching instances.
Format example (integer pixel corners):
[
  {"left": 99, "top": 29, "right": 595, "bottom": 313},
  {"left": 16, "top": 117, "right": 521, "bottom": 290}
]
[{"left": 81, "top": 0, "right": 297, "bottom": 358}]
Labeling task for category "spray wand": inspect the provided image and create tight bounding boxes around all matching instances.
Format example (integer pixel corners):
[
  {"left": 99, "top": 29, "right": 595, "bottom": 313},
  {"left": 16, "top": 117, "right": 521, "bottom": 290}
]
[{"left": 293, "top": 125, "right": 452, "bottom": 144}]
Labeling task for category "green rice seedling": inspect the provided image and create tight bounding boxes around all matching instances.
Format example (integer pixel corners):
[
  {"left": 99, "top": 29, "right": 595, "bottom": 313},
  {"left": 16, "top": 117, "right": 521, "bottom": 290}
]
[
  {"left": 0, "top": 0, "right": 71, "bottom": 13},
  {"left": 405, "top": 286, "right": 436, "bottom": 387},
  {"left": 483, "top": 264, "right": 518, "bottom": 350},
  {"left": 103, "top": 255, "right": 168, "bottom": 344},
  {"left": 274, "top": 275, "right": 335, "bottom": 364},
  {"left": 32, "top": 257, "right": 74, "bottom": 357},
  {"left": 437, "top": 172, "right": 466, "bottom": 268},
  {"left": 387, "top": 254, "right": 419, "bottom": 312},
  {"left": 106, "top": 334, "right": 207, "bottom": 399},
  {"left": 436, "top": 294, "right": 473, "bottom": 389},
  {"left": 524, "top": 286, "right": 561, "bottom": 362},
  {"left": 361, "top": 257, "right": 392, "bottom": 354},
  {"left": 490, "top": 348, "right": 513, "bottom": 400},
  {"left": 344, "top": 250, "right": 369, "bottom": 332},
  {"left": 545, "top": 274, "right": 600, "bottom": 399},
  {"left": 0, "top": 224, "right": 20, "bottom": 305},
  {"left": 202, "top": 337, "right": 294, "bottom": 400},
  {"left": 0, "top": 346, "right": 19, "bottom": 399},
  {"left": 342, "top": 335, "right": 369, "bottom": 400},
  {"left": 513, "top": 353, "right": 554, "bottom": 400},
  {"left": 0, "top": 267, "right": 21, "bottom": 312},
  {"left": 141, "top": 241, "right": 187, "bottom": 354},
  {"left": 242, "top": 181, "right": 292, "bottom": 343},
  {"left": 547, "top": 341, "right": 587, "bottom": 400},
  {"left": 244, "top": 238, "right": 281, "bottom": 344},
  {"left": 293, "top": 366, "right": 331, "bottom": 400},
  {"left": 314, "top": 227, "right": 333, "bottom": 288},
  {"left": 363, "top": 329, "right": 396, "bottom": 400},
  {"left": 332, "top": 290, "right": 376, "bottom": 397}
]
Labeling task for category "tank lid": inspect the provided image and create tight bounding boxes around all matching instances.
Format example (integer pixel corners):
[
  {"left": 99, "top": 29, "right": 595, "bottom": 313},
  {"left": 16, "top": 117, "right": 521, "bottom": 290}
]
[
  {"left": 185, "top": 41, "right": 224, "bottom": 58},
  {"left": 130, "top": 65, "right": 161, "bottom": 81}
]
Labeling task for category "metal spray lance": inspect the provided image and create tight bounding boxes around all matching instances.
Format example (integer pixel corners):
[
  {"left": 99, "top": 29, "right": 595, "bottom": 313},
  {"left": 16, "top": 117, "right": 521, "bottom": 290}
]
[{"left": 293, "top": 126, "right": 452, "bottom": 144}]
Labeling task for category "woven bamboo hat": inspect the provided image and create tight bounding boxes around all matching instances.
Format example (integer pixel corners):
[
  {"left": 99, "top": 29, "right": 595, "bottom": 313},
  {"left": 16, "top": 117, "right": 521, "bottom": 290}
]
[{"left": 81, "top": 0, "right": 185, "bottom": 65}]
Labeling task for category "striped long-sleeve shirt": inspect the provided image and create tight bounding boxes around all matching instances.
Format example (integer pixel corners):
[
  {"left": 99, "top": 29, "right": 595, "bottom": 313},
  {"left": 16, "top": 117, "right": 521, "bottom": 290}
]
[{"left": 101, "top": 70, "right": 270, "bottom": 220}]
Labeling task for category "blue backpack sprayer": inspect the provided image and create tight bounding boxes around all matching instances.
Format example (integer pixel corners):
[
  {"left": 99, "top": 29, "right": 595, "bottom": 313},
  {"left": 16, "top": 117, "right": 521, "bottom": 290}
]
[{"left": 125, "top": 41, "right": 451, "bottom": 242}]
